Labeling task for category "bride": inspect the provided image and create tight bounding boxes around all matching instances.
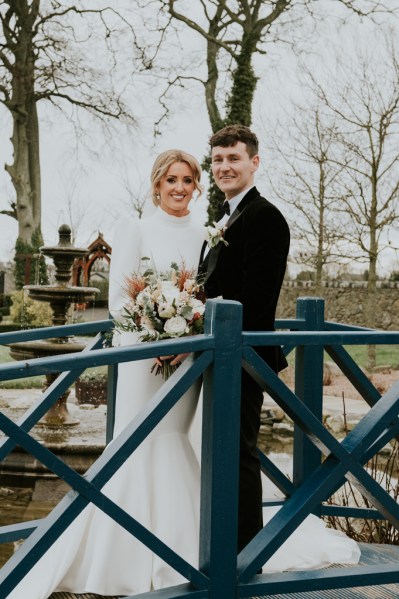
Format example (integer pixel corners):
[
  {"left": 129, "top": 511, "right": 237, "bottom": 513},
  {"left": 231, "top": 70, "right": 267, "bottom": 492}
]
[
  {"left": 7, "top": 149, "right": 206, "bottom": 597},
  {"left": 7, "top": 148, "right": 360, "bottom": 598}
]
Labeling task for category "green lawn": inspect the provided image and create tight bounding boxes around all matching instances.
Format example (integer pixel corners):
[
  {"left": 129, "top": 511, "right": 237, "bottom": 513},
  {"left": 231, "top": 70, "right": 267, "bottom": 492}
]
[
  {"left": 0, "top": 344, "right": 46, "bottom": 388},
  {"left": 343, "top": 345, "right": 399, "bottom": 370},
  {"left": 285, "top": 345, "right": 399, "bottom": 371},
  {"left": 0, "top": 344, "right": 108, "bottom": 389}
]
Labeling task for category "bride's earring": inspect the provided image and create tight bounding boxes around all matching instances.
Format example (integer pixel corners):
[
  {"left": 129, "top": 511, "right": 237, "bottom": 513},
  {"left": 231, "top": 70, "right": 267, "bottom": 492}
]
[{"left": 156, "top": 192, "right": 160, "bottom": 202}]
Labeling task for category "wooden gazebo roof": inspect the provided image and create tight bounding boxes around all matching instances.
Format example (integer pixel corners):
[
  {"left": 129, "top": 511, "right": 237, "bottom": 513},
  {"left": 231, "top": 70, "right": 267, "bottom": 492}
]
[{"left": 72, "top": 232, "right": 111, "bottom": 287}]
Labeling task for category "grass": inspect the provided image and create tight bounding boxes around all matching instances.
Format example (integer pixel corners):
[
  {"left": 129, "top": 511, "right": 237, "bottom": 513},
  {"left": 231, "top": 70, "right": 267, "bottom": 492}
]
[
  {"left": 286, "top": 345, "right": 399, "bottom": 371},
  {"left": 0, "top": 344, "right": 108, "bottom": 389},
  {"left": 0, "top": 344, "right": 46, "bottom": 389},
  {"left": 343, "top": 345, "right": 399, "bottom": 370}
]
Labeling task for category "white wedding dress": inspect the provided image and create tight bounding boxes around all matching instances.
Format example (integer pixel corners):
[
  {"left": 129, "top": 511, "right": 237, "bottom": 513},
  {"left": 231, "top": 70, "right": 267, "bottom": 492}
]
[
  {"left": 6, "top": 208, "right": 360, "bottom": 598},
  {"left": 7, "top": 208, "right": 205, "bottom": 598}
]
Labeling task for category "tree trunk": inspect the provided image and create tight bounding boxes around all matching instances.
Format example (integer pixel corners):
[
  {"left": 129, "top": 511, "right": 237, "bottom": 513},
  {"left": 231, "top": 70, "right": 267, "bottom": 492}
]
[
  {"left": 225, "top": 32, "right": 258, "bottom": 126},
  {"left": 205, "top": 32, "right": 258, "bottom": 222},
  {"left": 3, "top": 1, "right": 41, "bottom": 244},
  {"left": 205, "top": 39, "right": 224, "bottom": 133},
  {"left": 366, "top": 171, "right": 378, "bottom": 370}
]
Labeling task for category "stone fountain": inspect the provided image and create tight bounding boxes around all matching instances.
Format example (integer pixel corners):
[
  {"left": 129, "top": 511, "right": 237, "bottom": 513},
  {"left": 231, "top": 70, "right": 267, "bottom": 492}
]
[{"left": 8, "top": 224, "right": 99, "bottom": 426}]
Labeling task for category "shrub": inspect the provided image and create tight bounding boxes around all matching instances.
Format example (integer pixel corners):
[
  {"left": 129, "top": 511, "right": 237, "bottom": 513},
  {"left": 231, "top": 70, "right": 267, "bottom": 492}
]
[{"left": 9, "top": 290, "right": 53, "bottom": 327}]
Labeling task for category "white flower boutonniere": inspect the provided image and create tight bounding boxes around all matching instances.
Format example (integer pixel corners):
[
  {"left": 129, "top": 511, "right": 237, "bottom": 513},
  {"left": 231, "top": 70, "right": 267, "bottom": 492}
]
[{"left": 206, "top": 222, "right": 229, "bottom": 249}]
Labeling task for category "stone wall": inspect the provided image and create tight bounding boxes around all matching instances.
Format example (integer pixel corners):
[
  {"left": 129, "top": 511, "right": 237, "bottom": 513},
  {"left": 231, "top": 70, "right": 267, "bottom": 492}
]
[{"left": 276, "top": 281, "right": 399, "bottom": 330}]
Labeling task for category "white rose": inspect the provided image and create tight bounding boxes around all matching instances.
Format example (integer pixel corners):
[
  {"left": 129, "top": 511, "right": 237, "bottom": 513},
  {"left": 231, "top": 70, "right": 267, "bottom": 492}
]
[
  {"left": 164, "top": 315, "right": 187, "bottom": 337},
  {"left": 189, "top": 298, "right": 205, "bottom": 315},
  {"left": 160, "top": 280, "right": 180, "bottom": 304},
  {"left": 158, "top": 302, "right": 176, "bottom": 318}
]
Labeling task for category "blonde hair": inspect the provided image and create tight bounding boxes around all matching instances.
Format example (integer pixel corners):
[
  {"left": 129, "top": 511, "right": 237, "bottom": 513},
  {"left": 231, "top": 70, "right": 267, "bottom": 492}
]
[{"left": 150, "top": 149, "right": 203, "bottom": 206}]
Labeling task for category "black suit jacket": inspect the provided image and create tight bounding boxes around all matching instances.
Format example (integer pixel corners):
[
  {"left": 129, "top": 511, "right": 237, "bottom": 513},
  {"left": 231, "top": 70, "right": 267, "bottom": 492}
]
[{"left": 198, "top": 187, "right": 290, "bottom": 372}]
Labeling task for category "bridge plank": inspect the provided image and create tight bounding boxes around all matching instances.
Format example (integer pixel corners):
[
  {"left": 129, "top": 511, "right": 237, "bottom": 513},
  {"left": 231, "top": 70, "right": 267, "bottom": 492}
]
[
  {"left": 253, "top": 543, "right": 399, "bottom": 598},
  {"left": 48, "top": 544, "right": 399, "bottom": 598}
]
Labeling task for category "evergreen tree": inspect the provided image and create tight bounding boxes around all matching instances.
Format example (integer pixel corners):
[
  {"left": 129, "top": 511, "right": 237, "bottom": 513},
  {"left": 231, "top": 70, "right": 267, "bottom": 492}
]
[{"left": 14, "top": 229, "right": 48, "bottom": 290}]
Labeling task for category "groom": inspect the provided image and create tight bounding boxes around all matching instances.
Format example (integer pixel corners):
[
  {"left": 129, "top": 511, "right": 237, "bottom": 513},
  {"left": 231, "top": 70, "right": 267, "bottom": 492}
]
[{"left": 199, "top": 124, "right": 290, "bottom": 553}]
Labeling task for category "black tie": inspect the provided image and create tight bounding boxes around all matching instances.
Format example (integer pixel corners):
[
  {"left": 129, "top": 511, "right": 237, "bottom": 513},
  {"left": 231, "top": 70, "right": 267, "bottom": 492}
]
[{"left": 223, "top": 201, "right": 230, "bottom": 216}]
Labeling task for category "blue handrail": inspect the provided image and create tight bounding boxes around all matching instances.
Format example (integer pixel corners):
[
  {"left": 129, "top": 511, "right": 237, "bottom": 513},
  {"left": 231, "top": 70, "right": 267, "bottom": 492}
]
[{"left": 0, "top": 297, "right": 398, "bottom": 598}]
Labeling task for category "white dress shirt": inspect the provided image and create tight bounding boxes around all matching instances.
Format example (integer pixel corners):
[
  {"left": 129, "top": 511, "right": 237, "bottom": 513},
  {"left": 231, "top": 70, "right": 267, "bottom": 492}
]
[{"left": 217, "top": 186, "right": 255, "bottom": 226}]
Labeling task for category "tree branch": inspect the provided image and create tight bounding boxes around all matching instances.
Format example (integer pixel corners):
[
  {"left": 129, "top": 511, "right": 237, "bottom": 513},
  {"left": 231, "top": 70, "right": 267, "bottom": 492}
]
[
  {"left": 0, "top": 201, "right": 17, "bottom": 220},
  {"left": 165, "top": 0, "right": 237, "bottom": 57}
]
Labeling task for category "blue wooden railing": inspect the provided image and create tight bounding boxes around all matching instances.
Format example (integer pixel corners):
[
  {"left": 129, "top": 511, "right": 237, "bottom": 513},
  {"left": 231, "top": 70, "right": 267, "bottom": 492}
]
[{"left": 0, "top": 297, "right": 399, "bottom": 598}]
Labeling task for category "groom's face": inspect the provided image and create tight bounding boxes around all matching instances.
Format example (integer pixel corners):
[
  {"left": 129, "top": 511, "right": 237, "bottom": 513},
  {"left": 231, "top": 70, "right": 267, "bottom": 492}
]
[{"left": 211, "top": 141, "right": 259, "bottom": 200}]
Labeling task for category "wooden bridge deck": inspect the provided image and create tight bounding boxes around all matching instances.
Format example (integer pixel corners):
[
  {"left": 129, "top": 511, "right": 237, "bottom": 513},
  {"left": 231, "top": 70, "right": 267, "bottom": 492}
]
[{"left": 48, "top": 543, "right": 399, "bottom": 599}]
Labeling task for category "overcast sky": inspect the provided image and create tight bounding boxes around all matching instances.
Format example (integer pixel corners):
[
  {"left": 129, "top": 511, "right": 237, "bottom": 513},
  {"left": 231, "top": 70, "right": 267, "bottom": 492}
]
[{"left": 0, "top": 2, "right": 398, "bottom": 275}]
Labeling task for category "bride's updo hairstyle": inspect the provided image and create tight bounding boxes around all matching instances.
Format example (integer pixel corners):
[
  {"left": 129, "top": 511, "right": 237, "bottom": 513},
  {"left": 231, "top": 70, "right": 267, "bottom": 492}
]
[{"left": 150, "top": 149, "right": 203, "bottom": 206}]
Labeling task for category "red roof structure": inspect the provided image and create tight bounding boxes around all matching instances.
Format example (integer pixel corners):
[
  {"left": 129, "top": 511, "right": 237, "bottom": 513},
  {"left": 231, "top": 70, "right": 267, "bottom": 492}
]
[{"left": 72, "top": 232, "right": 112, "bottom": 287}]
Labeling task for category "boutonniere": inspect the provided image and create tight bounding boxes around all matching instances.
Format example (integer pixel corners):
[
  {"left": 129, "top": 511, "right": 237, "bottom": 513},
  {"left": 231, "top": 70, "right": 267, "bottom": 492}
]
[{"left": 206, "top": 222, "right": 229, "bottom": 249}]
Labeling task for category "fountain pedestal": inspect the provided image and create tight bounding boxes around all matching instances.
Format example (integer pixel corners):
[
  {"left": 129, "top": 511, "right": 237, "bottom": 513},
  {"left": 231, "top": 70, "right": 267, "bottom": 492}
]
[{"left": 8, "top": 225, "right": 99, "bottom": 426}]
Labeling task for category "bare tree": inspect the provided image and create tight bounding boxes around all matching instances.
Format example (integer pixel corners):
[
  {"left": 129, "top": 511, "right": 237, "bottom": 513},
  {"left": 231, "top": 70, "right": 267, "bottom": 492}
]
[
  {"left": 307, "top": 34, "right": 399, "bottom": 339},
  {"left": 119, "top": 167, "right": 150, "bottom": 219},
  {"left": 0, "top": 1, "right": 139, "bottom": 248},
  {"left": 58, "top": 174, "right": 92, "bottom": 244},
  {"left": 267, "top": 106, "right": 349, "bottom": 293},
  {"left": 152, "top": 0, "right": 397, "bottom": 220},
  {"left": 270, "top": 31, "right": 399, "bottom": 366}
]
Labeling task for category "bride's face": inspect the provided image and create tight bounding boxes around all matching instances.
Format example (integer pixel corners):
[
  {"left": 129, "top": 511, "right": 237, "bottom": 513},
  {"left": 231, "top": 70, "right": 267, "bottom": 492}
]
[{"left": 157, "top": 161, "right": 195, "bottom": 217}]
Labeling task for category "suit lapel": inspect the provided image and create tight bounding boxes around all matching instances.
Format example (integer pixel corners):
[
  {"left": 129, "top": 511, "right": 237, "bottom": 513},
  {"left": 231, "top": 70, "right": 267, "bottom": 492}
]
[
  {"left": 227, "top": 186, "right": 260, "bottom": 225},
  {"left": 199, "top": 240, "right": 208, "bottom": 264},
  {"left": 204, "top": 241, "right": 223, "bottom": 282},
  {"left": 200, "top": 187, "right": 261, "bottom": 284},
  {"left": 225, "top": 205, "right": 242, "bottom": 229}
]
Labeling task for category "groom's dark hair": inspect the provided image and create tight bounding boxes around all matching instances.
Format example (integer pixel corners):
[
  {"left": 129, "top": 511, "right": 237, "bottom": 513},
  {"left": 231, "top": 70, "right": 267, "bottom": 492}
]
[{"left": 210, "top": 124, "right": 259, "bottom": 158}]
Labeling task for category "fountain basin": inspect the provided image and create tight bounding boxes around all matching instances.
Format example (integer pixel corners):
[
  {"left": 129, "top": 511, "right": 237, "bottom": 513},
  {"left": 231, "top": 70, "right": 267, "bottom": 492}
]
[
  {"left": 8, "top": 339, "right": 87, "bottom": 361},
  {"left": 25, "top": 285, "right": 99, "bottom": 304},
  {"left": 0, "top": 389, "right": 107, "bottom": 487}
]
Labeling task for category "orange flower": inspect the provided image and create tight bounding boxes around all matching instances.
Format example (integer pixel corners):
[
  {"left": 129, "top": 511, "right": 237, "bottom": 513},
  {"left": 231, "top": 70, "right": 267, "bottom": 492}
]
[
  {"left": 176, "top": 264, "right": 196, "bottom": 292},
  {"left": 124, "top": 274, "right": 147, "bottom": 301}
]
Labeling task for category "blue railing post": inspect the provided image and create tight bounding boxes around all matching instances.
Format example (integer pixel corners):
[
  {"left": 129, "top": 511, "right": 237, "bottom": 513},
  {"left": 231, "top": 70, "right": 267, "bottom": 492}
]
[
  {"left": 293, "top": 297, "right": 325, "bottom": 497},
  {"left": 200, "top": 299, "right": 243, "bottom": 599}
]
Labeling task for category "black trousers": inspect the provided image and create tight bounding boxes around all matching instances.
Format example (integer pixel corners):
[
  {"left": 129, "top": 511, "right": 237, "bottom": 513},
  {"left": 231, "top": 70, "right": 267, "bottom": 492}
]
[{"left": 237, "top": 369, "right": 264, "bottom": 553}]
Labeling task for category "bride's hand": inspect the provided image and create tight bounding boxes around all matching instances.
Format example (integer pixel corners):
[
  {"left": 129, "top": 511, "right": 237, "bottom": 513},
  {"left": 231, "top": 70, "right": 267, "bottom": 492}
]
[
  {"left": 154, "top": 353, "right": 189, "bottom": 367},
  {"left": 170, "top": 353, "right": 189, "bottom": 366}
]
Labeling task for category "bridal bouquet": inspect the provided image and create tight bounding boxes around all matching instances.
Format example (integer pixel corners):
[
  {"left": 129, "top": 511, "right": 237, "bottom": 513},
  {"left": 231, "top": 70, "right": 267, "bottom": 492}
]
[{"left": 116, "top": 260, "right": 205, "bottom": 378}]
